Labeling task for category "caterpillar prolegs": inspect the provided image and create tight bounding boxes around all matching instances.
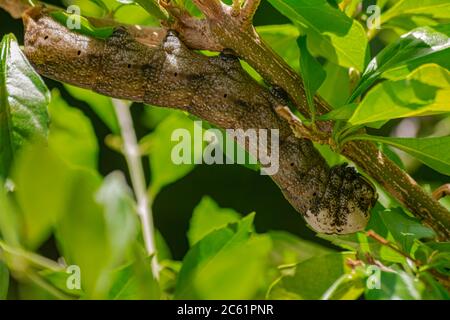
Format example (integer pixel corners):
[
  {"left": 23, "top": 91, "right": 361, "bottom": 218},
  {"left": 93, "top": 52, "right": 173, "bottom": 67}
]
[{"left": 22, "top": 7, "right": 377, "bottom": 234}]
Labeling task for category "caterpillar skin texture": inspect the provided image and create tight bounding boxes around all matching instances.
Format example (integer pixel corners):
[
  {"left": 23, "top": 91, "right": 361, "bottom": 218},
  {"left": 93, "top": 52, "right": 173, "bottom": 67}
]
[{"left": 23, "top": 8, "right": 377, "bottom": 234}]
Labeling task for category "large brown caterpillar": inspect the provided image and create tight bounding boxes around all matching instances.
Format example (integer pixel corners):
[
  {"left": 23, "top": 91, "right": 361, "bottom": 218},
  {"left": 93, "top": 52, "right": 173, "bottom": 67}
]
[{"left": 22, "top": 7, "right": 377, "bottom": 234}]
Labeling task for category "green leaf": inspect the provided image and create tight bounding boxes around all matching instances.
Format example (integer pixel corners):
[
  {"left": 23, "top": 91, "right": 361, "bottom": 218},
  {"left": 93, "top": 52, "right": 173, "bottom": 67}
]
[
  {"left": 192, "top": 235, "right": 272, "bottom": 300},
  {"left": 187, "top": 196, "right": 241, "bottom": 247},
  {"left": 381, "top": 0, "right": 450, "bottom": 24},
  {"left": 175, "top": 213, "right": 264, "bottom": 299},
  {"left": 268, "top": 0, "right": 368, "bottom": 71},
  {"left": 257, "top": 24, "right": 300, "bottom": 72},
  {"left": 155, "top": 230, "right": 172, "bottom": 261},
  {"left": 11, "top": 145, "right": 73, "bottom": 249},
  {"left": 133, "top": 0, "right": 168, "bottom": 20},
  {"left": 108, "top": 245, "right": 160, "bottom": 300},
  {"left": 365, "top": 267, "right": 425, "bottom": 300},
  {"left": 268, "top": 231, "right": 333, "bottom": 267},
  {"left": 377, "top": 208, "right": 436, "bottom": 252},
  {"left": 0, "top": 34, "right": 50, "bottom": 178},
  {"left": 350, "top": 26, "right": 450, "bottom": 101},
  {"left": 426, "top": 251, "right": 450, "bottom": 277},
  {"left": 38, "top": 268, "right": 83, "bottom": 297},
  {"left": 348, "top": 64, "right": 450, "bottom": 127},
  {"left": 383, "top": 15, "right": 441, "bottom": 35},
  {"left": 268, "top": 252, "right": 360, "bottom": 299},
  {"left": 318, "top": 61, "right": 351, "bottom": 108},
  {"left": 64, "top": 84, "right": 119, "bottom": 133},
  {"left": 95, "top": 172, "right": 139, "bottom": 265},
  {"left": 50, "top": 11, "right": 115, "bottom": 39},
  {"left": 54, "top": 168, "right": 112, "bottom": 298},
  {"left": 0, "top": 261, "right": 8, "bottom": 300},
  {"left": 314, "top": 143, "right": 347, "bottom": 167},
  {"left": 48, "top": 89, "right": 98, "bottom": 170},
  {"left": 342, "top": 0, "right": 363, "bottom": 17},
  {"left": 297, "top": 35, "right": 326, "bottom": 119},
  {"left": 320, "top": 272, "right": 366, "bottom": 300},
  {"left": 147, "top": 113, "right": 201, "bottom": 195},
  {"left": 318, "top": 103, "right": 357, "bottom": 121},
  {"left": 0, "top": 181, "right": 22, "bottom": 247},
  {"left": 420, "top": 272, "right": 450, "bottom": 300},
  {"left": 90, "top": 0, "right": 110, "bottom": 13},
  {"left": 347, "top": 134, "right": 450, "bottom": 176}
]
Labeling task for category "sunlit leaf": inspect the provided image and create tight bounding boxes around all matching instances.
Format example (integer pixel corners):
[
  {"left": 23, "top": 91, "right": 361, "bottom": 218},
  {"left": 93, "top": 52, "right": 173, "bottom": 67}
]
[
  {"left": 133, "top": 0, "right": 168, "bottom": 20},
  {"left": 377, "top": 208, "right": 436, "bottom": 252},
  {"left": 297, "top": 35, "right": 326, "bottom": 119},
  {"left": 365, "top": 267, "right": 425, "bottom": 300},
  {"left": 318, "top": 61, "right": 351, "bottom": 108},
  {"left": 11, "top": 145, "right": 72, "bottom": 249},
  {"left": 0, "top": 34, "right": 49, "bottom": 178},
  {"left": 257, "top": 24, "right": 300, "bottom": 72},
  {"left": 64, "top": 84, "right": 119, "bottom": 133},
  {"left": 146, "top": 112, "right": 202, "bottom": 196},
  {"left": 48, "top": 89, "right": 98, "bottom": 170},
  {"left": 0, "top": 181, "right": 22, "bottom": 247},
  {"left": 96, "top": 172, "right": 139, "bottom": 265},
  {"left": 348, "top": 64, "right": 450, "bottom": 127},
  {"left": 268, "top": 252, "right": 359, "bottom": 300},
  {"left": 347, "top": 134, "right": 450, "bottom": 176},
  {"left": 108, "top": 245, "right": 160, "bottom": 300},
  {"left": 187, "top": 196, "right": 241, "bottom": 247},
  {"left": 175, "top": 214, "right": 267, "bottom": 299},
  {"left": 54, "top": 168, "right": 111, "bottom": 298},
  {"left": 269, "top": 231, "right": 333, "bottom": 267},
  {"left": 193, "top": 235, "right": 272, "bottom": 300},
  {"left": 268, "top": 0, "right": 368, "bottom": 71},
  {"left": 350, "top": 26, "right": 450, "bottom": 101},
  {"left": 50, "top": 11, "right": 115, "bottom": 39},
  {"left": 381, "top": 0, "right": 450, "bottom": 24}
]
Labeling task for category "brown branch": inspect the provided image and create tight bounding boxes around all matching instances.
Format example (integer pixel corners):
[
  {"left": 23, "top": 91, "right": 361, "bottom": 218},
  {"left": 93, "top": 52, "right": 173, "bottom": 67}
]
[
  {"left": 241, "top": 0, "right": 261, "bottom": 26},
  {"left": 10, "top": 6, "right": 379, "bottom": 236},
  {"left": 231, "top": 0, "right": 241, "bottom": 17},
  {"left": 182, "top": 0, "right": 450, "bottom": 240},
  {"left": 433, "top": 184, "right": 450, "bottom": 201},
  {"left": 367, "top": 230, "right": 414, "bottom": 261},
  {"left": 1, "top": 1, "right": 449, "bottom": 239}
]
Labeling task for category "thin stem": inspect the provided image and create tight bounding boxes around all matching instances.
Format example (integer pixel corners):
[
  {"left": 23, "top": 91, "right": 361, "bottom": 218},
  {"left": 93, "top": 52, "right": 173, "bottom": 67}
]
[
  {"left": 241, "top": 0, "right": 261, "bottom": 25},
  {"left": 0, "top": 241, "right": 62, "bottom": 272},
  {"left": 433, "top": 184, "right": 450, "bottom": 201},
  {"left": 112, "top": 99, "right": 160, "bottom": 280},
  {"left": 366, "top": 230, "right": 416, "bottom": 263},
  {"left": 366, "top": 230, "right": 450, "bottom": 289}
]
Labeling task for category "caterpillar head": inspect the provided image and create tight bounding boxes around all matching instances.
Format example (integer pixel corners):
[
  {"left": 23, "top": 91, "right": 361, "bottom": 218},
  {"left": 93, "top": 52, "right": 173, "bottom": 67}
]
[{"left": 305, "top": 164, "right": 378, "bottom": 235}]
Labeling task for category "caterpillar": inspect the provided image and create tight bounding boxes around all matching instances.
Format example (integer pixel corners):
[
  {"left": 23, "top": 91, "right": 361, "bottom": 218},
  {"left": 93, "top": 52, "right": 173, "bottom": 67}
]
[{"left": 22, "top": 7, "right": 377, "bottom": 234}]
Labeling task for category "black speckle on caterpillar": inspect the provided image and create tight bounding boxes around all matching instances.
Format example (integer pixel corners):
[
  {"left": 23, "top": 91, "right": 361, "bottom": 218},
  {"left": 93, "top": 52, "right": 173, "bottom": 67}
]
[{"left": 23, "top": 7, "right": 377, "bottom": 234}]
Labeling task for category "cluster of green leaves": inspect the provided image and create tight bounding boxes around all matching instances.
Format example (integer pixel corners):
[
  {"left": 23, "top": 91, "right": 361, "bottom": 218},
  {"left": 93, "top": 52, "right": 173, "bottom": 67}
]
[
  {"left": 266, "top": 0, "right": 450, "bottom": 175},
  {"left": 263, "top": 0, "right": 450, "bottom": 299},
  {"left": 0, "top": 0, "right": 449, "bottom": 300}
]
